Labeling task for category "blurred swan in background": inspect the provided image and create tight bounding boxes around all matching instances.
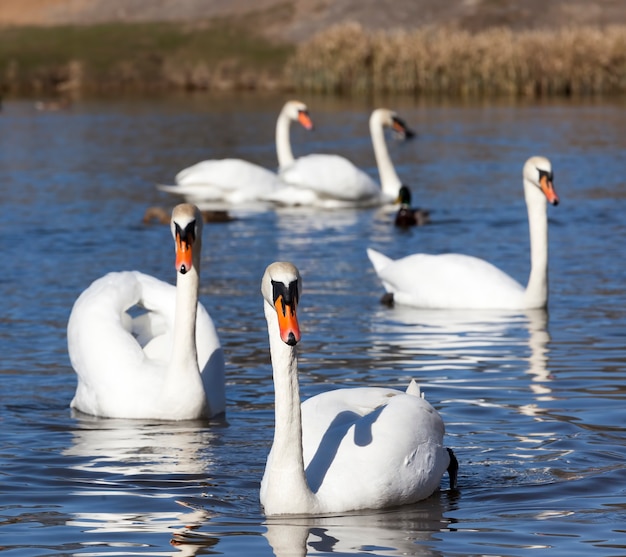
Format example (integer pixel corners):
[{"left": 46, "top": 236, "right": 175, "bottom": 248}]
[
  {"left": 268, "top": 108, "right": 415, "bottom": 208},
  {"left": 157, "top": 100, "right": 313, "bottom": 205},
  {"left": 368, "top": 156, "right": 559, "bottom": 309},
  {"left": 68, "top": 203, "right": 225, "bottom": 420}
]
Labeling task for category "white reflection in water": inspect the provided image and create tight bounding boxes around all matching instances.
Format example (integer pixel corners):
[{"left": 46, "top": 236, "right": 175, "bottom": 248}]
[
  {"left": 67, "top": 503, "right": 213, "bottom": 556},
  {"left": 262, "top": 503, "right": 447, "bottom": 557},
  {"left": 369, "top": 306, "right": 552, "bottom": 407},
  {"left": 275, "top": 206, "right": 361, "bottom": 237},
  {"left": 64, "top": 416, "right": 216, "bottom": 475},
  {"left": 168, "top": 500, "right": 451, "bottom": 556}
]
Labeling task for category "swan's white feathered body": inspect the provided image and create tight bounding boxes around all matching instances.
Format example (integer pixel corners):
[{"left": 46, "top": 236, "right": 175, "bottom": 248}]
[
  {"left": 259, "top": 262, "right": 454, "bottom": 515},
  {"left": 367, "top": 156, "right": 559, "bottom": 310},
  {"left": 157, "top": 101, "right": 312, "bottom": 205},
  {"left": 68, "top": 204, "right": 225, "bottom": 420},
  {"left": 298, "top": 383, "right": 449, "bottom": 512},
  {"left": 269, "top": 109, "right": 413, "bottom": 208},
  {"left": 161, "top": 159, "right": 284, "bottom": 205}
]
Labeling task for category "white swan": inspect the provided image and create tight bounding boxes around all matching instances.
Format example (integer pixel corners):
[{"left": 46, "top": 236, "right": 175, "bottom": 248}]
[
  {"left": 157, "top": 100, "right": 313, "bottom": 205},
  {"left": 68, "top": 203, "right": 225, "bottom": 420},
  {"left": 268, "top": 108, "right": 414, "bottom": 208},
  {"left": 259, "top": 261, "right": 456, "bottom": 515},
  {"left": 367, "top": 156, "right": 559, "bottom": 310}
]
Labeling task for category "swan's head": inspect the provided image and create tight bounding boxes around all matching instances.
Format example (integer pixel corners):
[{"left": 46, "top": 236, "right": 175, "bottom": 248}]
[
  {"left": 523, "top": 156, "right": 559, "bottom": 206},
  {"left": 171, "top": 203, "right": 203, "bottom": 275},
  {"left": 370, "top": 108, "right": 415, "bottom": 140},
  {"left": 262, "top": 262, "right": 302, "bottom": 346},
  {"left": 283, "top": 100, "right": 314, "bottom": 131}
]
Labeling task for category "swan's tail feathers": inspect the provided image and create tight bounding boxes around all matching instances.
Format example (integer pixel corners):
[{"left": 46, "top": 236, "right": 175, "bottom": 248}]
[
  {"left": 446, "top": 448, "right": 459, "bottom": 490},
  {"left": 367, "top": 248, "right": 396, "bottom": 303},
  {"left": 366, "top": 248, "right": 392, "bottom": 274},
  {"left": 156, "top": 183, "right": 181, "bottom": 194},
  {"left": 405, "top": 379, "right": 423, "bottom": 398}
]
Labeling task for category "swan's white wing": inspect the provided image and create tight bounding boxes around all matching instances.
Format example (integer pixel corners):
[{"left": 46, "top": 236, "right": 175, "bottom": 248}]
[
  {"left": 279, "top": 154, "right": 381, "bottom": 203},
  {"left": 369, "top": 250, "right": 525, "bottom": 309},
  {"left": 68, "top": 271, "right": 225, "bottom": 418},
  {"left": 301, "top": 386, "right": 449, "bottom": 511},
  {"left": 301, "top": 386, "right": 402, "bottom": 458},
  {"left": 159, "top": 159, "right": 284, "bottom": 204},
  {"left": 157, "top": 182, "right": 224, "bottom": 202},
  {"left": 194, "top": 299, "right": 225, "bottom": 417},
  {"left": 68, "top": 271, "right": 167, "bottom": 415}
]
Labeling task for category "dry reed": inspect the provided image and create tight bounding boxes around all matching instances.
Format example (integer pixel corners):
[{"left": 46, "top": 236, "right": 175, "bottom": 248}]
[{"left": 286, "top": 23, "right": 626, "bottom": 97}]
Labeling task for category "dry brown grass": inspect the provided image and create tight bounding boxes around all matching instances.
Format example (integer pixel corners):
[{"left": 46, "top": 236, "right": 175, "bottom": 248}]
[{"left": 286, "top": 23, "right": 626, "bottom": 97}]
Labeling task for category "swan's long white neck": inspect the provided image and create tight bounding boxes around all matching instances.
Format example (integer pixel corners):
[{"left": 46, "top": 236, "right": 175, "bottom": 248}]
[
  {"left": 168, "top": 257, "right": 200, "bottom": 379},
  {"left": 263, "top": 301, "right": 316, "bottom": 515},
  {"left": 276, "top": 109, "right": 295, "bottom": 170},
  {"left": 370, "top": 114, "right": 402, "bottom": 199},
  {"left": 523, "top": 181, "right": 549, "bottom": 308}
]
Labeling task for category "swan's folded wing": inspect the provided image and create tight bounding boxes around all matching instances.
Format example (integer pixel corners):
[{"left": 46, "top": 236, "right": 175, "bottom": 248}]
[
  {"left": 301, "top": 386, "right": 406, "bottom": 463},
  {"left": 131, "top": 273, "right": 177, "bottom": 361},
  {"left": 301, "top": 387, "right": 448, "bottom": 508},
  {"left": 68, "top": 271, "right": 159, "bottom": 387},
  {"left": 280, "top": 154, "right": 380, "bottom": 201},
  {"left": 173, "top": 159, "right": 284, "bottom": 201},
  {"left": 156, "top": 182, "right": 224, "bottom": 201},
  {"left": 376, "top": 253, "right": 525, "bottom": 309}
]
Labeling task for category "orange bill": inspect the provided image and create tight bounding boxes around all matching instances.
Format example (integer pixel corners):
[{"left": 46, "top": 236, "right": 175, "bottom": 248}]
[
  {"left": 298, "top": 110, "right": 314, "bottom": 131},
  {"left": 539, "top": 175, "right": 559, "bottom": 205},
  {"left": 175, "top": 233, "right": 193, "bottom": 274},
  {"left": 392, "top": 117, "right": 415, "bottom": 139},
  {"left": 274, "top": 296, "right": 301, "bottom": 344}
]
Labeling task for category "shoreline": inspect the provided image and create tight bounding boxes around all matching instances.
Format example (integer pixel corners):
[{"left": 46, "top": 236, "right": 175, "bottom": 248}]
[{"left": 2, "top": 21, "right": 626, "bottom": 99}]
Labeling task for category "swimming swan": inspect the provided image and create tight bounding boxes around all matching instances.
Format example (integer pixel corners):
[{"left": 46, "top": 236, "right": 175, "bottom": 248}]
[
  {"left": 367, "top": 156, "right": 559, "bottom": 310},
  {"left": 259, "top": 261, "right": 456, "bottom": 515},
  {"left": 68, "top": 203, "right": 225, "bottom": 420},
  {"left": 157, "top": 101, "right": 313, "bottom": 205},
  {"left": 269, "top": 108, "right": 415, "bottom": 208}
]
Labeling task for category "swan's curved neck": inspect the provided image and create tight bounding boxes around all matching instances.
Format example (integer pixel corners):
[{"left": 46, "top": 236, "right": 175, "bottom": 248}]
[
  {"left": 523, "top": 182, "right": 549, "bottom": 308},
  {"left": 263, "top": 303, "right": 316, "bottom": 514},
  {"left": 169, "top": 261, "right": 200, "bottom": 376},
  {"left": 370, "top": 117, "right": 402, "bottom": 199},
  {"left": 276, "top": 111, "right": 295, "bottom": 169}
]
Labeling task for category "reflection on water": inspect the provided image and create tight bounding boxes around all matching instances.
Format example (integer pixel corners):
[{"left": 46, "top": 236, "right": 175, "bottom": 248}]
[
  {"left": 65, "top": 416, "right": 218, "bottom": 476},
  {"left": 369, "top": 305, "right": 551, "bottom": 383},
  {"left": 261, "top": 503, "right": 449, "bottom": 557},
  {"left": 170, "top": 499, "right": 452, "bottom": 557},
  {"left": 68, "top": 502, "right": 215, "bottom": 557},
  {"left": 63, "top": 418, "right": 223, "bottom": 556}
]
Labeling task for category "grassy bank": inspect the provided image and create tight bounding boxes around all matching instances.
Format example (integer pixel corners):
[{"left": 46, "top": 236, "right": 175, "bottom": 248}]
[
  {"left": 2, "top": 20, "right": 626, "bottom": 98},
  {"left": 287, "top": 23, "right": 626, "bottom": 97},
  {"left": 0, "top": 20, "right": 293, "bottom": 95}
]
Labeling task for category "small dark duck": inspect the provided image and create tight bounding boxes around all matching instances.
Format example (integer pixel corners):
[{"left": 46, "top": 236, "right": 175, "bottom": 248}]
[{"left": 394, "top": 185, "right": 430, "bottom": 227}]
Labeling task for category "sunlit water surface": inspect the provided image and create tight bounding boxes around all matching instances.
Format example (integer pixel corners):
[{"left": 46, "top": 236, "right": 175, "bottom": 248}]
[{"left": 0, "top": 94, "right": 625, "bottom": 556}]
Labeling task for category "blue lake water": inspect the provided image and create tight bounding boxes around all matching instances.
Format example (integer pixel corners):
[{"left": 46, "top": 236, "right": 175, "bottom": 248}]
[{"left": 0, "top": 93, "right": 625, "bottom": 556}]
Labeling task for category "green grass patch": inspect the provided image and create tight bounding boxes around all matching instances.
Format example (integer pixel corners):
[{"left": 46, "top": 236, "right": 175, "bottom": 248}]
[{"left": 0, "top": 20, "right": 294, "bottom": 93}]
